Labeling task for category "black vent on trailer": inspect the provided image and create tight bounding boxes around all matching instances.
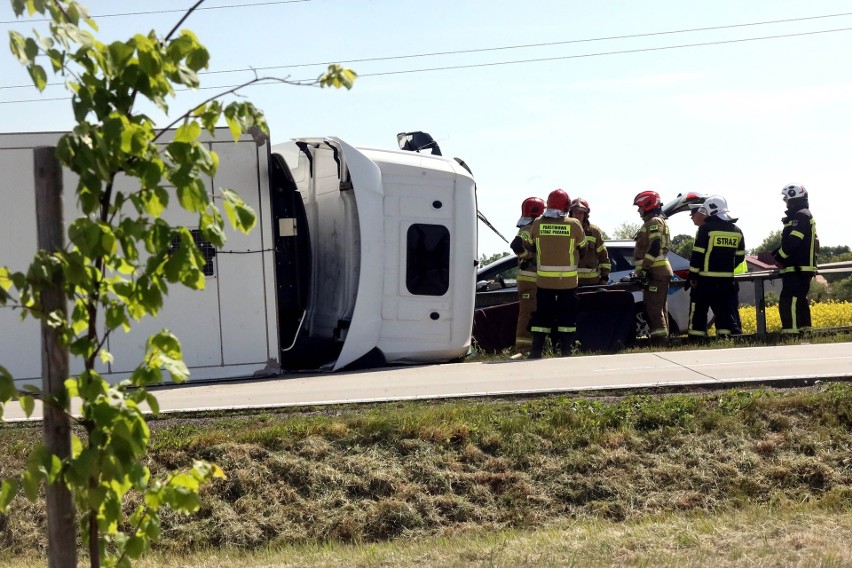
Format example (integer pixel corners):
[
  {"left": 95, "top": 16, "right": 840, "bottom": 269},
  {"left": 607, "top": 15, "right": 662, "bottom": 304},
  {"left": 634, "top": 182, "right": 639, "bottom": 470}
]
[{"left": 169, "top": 229, "right": 216, "bottom": 276}]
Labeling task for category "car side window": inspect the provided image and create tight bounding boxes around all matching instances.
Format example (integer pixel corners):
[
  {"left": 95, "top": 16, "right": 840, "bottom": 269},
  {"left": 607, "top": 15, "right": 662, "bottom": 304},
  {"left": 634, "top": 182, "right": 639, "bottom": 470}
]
[{"left": 607, "top": 247, "right": 634, "bottom": 272}]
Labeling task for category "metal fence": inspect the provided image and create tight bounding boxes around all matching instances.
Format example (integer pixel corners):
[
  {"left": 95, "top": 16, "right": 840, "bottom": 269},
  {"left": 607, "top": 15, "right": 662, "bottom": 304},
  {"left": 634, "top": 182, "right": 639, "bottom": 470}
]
[{"left": 734, "top": 261, "right": 852, "bottom": 336}]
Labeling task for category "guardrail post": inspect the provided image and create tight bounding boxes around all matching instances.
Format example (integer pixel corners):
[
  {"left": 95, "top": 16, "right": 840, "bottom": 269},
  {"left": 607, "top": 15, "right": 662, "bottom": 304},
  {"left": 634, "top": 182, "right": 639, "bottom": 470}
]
[{"left": 754, "top": 277, "right": 767, "bottom": 336}]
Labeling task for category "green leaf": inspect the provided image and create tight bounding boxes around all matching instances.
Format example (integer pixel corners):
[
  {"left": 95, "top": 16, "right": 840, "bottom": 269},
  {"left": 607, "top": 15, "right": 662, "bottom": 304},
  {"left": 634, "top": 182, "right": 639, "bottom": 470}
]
[
  {"left": 99, "top": 349, "right": 114, "bottom": 365},
  {"left": 319, "top": 64, "right": 358, "bottom": 90},
  {"left": 125, "top": 535, "right": 146, "bottom": 559},
  {"left": 0, "top": 365, "right": 15, "bottom": 403},
  {"left": 0, "top": 480, "right": 20, "bottom": 513},
  {"left": 107, "top": 40, "right": 135, "bottom": 71},
  {"left": 139, "top": 186, "right": 168, "bottom": 218},
  {"left": 174, "top": 122, "right": 201, "bottom": 143},
  {"left": 24, "top": 36, "right": 38, "bottom": 61},
  {"left": 21, "top": 470, "right": 40, "bottom": 502},
  {"left": 19, "top": 394, "right": 35, "bottom": 417},
  {"left": 9, "top": 31, "right": 28, "bottom": 63},
  {"left": 70, "top": 435, "right": 82, "bottom": 458},
  {"left": 145, "top": 392, "right": 160, "bottom": 416},
  {"left": 28, "top": 64, "right": 48, "bottom": 91},
  {"left": 222, "top": 190, "right": 257, "bottom": 233}
]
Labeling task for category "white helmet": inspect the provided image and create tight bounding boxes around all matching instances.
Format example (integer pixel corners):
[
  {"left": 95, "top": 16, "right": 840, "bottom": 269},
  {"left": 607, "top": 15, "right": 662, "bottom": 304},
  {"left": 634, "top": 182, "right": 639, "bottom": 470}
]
[
  {"left": 698, "top": 195, "right": 736, "bottom": 221},
  {"left": 781, "top": 184, "right": 807, "bottom": 201}
]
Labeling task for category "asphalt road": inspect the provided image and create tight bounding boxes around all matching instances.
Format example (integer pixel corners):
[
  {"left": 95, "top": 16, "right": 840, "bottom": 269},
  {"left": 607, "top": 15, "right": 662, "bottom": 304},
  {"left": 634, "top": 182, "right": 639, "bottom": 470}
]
[{"left": 4, "top": 342, "right": 851, "bottom": 422}]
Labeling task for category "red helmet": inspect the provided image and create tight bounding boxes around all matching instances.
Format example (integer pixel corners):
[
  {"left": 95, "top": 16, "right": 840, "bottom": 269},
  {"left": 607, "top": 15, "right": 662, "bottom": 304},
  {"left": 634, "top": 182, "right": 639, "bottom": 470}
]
[
  {"left": 546, "top": 189, "right": 571, "bottom": 212},
  {"left": 633, "top": 190, "right": 661, "bottom": 213},
  {"left": 521, "top": 196, "right": 545, "bottom": 218},
  {"left": 570, "top": 197, "right": 590, "bottom": 214}
]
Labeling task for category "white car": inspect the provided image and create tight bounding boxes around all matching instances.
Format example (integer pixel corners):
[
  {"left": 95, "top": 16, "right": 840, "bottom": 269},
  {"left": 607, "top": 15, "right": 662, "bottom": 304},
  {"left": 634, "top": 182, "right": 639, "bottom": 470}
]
[{"left": 476, "top": 241, "right": 692, "bottom": 338}]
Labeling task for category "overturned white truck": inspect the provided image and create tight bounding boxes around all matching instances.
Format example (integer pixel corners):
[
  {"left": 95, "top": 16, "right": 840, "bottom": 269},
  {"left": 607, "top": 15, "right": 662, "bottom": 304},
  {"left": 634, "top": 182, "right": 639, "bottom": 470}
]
[{"left": 0, "top": 129, "right": 478, "bottom": 386}]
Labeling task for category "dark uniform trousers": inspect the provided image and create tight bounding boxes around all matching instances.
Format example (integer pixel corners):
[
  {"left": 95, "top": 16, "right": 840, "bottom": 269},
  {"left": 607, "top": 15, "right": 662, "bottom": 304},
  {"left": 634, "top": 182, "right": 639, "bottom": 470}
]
[
  {"left": 530, "top": 287, "right": 578, "bottom": 338},
  {"left": 780, "top": 272, "right": 814, "bottom": 333},
  {"left": 688, "top": 278, "right": 741, "bottom": 336}
]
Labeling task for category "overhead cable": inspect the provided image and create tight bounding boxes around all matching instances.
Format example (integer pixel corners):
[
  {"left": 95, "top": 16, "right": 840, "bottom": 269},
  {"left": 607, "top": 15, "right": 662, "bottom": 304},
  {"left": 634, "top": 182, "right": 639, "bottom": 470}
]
[
  {"left": 0, "top": 0, "right": 311, "bottom": 25},
  {"left": 3, "top": 10, "right": 852, "bottom": 90},
  {"left": 2, "top": 26, "right": 852, "bottom": 105}
]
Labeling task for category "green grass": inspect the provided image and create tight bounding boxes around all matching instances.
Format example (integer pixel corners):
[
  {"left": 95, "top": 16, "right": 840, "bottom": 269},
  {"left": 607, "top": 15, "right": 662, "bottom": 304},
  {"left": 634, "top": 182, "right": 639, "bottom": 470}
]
[{"left": 2, "top": 382, "right": 852, "bottom": 564}]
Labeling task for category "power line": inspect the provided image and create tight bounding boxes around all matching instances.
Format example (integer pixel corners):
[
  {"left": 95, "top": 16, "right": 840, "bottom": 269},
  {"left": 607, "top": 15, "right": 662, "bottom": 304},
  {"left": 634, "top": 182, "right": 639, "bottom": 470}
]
[
  {"left": 0, "top": 0, "right": 311, "bottom": 25},
  {"left": 209, "top": 10, "right": 852, "bottom": 73},
  {"left": 3, "top": 10, "right": 852, "bottom": 91},
  {"left": 352, "top": 26, "right": 852, "bottom": 79},
  {"left": 2, "top": 25, "right": 851, "bottom": 106}
]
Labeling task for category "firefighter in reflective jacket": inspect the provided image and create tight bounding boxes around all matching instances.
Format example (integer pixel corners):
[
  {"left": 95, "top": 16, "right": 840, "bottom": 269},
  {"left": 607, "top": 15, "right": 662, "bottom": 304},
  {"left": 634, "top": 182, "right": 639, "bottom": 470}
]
[
  {"left": 509, "top": 196, "right": 545, "bottom": 353},
  {"left": 686, "top": 195, "right": 746, "bottom": 339},
  {"left": 525, "top": 188, "right": 586, "bottom": 359},
  {"left": 773, "top": 184, "right": 819, "bottom": 334},
  {"left": 570, "top": 197, "right": 611, "bottom": 286},
  {"left": 633, "top": 190, "right": 673, "bottom": 346}
]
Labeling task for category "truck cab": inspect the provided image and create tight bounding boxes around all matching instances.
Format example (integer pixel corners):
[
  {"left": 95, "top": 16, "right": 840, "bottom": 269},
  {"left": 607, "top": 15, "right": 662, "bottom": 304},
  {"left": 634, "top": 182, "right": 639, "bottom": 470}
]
[{"left": 270, "top": 138, "right": 477, "bottom": 370}]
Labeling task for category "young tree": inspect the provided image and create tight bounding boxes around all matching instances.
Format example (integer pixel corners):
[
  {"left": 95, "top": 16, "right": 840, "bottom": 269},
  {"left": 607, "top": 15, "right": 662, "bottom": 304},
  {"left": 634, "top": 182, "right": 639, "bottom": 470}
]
[
  {"left": 479, "top": 251, "right": 510, "bottom": 266},
  {"left": 611, "top": 221, "right": 640, "bottom": 239},
  {"left": 670, "top": 234, "right": 695, "bottom": 259},
  {"left": 0, "top": 1, "right": 355, "bottom": 566},
  {"left": 752, "top": 229, "right": 782, "bottom": 254}
]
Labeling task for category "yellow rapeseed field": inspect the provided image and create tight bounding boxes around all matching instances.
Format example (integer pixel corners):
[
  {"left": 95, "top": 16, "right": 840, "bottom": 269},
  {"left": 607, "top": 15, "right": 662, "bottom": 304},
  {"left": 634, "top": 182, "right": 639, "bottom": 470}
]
[{"left": 739, "top": 301, "right": 852, "bottom": 333}]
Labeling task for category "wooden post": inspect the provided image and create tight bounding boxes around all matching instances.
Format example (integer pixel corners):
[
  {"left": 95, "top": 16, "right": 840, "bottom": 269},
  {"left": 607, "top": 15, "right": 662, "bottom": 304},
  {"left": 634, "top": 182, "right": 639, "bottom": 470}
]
[{"left": 34, "top": 147, "right": 77, "bottom": 568}]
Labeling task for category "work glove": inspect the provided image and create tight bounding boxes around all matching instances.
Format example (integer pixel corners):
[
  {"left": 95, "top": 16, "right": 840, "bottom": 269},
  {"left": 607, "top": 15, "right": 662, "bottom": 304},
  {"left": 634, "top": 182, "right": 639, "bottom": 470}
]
[
  {"left": 599, "top": 277, "right": 609, "bottom": 285},
  {"left": 688, "top": 277, "right": 699, "bottom": 290}
]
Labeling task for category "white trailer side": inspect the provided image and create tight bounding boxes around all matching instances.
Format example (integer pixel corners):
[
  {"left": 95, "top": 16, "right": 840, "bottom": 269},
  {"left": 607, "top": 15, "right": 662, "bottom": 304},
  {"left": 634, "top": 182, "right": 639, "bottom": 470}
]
[{"left": 0, "top": 130, "right": 279, "bottom": 387}]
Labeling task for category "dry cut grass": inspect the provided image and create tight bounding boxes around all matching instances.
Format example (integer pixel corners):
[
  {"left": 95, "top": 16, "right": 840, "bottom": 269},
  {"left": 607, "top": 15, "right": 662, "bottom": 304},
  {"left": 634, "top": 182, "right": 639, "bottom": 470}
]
[
  {"left": 1, "top": 383, "right": 852, "bottom": 565},
  {"left": 5, "top": 505, "right": 851, "bottom": 567}
]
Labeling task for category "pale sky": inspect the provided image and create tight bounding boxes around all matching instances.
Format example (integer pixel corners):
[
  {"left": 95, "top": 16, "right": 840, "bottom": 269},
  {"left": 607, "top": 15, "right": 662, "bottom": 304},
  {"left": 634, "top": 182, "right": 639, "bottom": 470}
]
[{"left": 2, "top": 0, "right": 850, "bottom": 257}]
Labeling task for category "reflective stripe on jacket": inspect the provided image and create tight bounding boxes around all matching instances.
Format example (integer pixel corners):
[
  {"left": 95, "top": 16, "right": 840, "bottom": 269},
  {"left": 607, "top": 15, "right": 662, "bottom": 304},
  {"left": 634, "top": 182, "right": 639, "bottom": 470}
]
[
  {"left": 689, "top": 217, "right": 746, "bottom": 278},
  {"left": 577, "top": 222, "right": 611, "bottom": 281},
  {"left": 776, "top": 205, "right": 818, "bottom": 273},
  {"left": 511, "top": 222, "right": 539, "bottom": 282},
  {"left": 633, "top": 214, "right": 673, "bottom": 277},
  {"left": 529, "top": 215, "right": 587, "bottom": 289}
]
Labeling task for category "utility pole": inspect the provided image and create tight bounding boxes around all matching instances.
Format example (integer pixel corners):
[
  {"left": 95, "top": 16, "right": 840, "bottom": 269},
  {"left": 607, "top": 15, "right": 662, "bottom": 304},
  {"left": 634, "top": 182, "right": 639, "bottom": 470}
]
[{"left": 34, "top": 147, "right": 77, "bottom": 568}]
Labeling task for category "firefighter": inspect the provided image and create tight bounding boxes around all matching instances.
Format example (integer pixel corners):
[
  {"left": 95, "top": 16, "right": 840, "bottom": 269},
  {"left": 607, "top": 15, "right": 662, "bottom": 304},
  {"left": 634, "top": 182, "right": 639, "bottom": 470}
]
[
  {"left": 509, "top": 196, "right": 545, "bottom": 354},
  {"left": 570, "top": 197, "right": 611, "bottom": 287},
  {"left": 525, "top": 189, "right": 586, "bottom": 358},
  {"left": 773, "top": 184, "right": 819, "bottom": 334},
  {"left": 686, "top": 195, "right": 746, "bottom": 340},
  {"left": 632, "top": 190, "right": 673, "bottom": 346}
]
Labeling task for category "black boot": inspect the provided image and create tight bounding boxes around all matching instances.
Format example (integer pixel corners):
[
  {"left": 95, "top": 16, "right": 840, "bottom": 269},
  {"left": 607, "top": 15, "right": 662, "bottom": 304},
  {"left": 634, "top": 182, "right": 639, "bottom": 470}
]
[
  {"left": 528, "top": 332, "right": 546, "bottom": 360},
  {"left": 558, "top": 333, "right": 575, "bottom": 357}
]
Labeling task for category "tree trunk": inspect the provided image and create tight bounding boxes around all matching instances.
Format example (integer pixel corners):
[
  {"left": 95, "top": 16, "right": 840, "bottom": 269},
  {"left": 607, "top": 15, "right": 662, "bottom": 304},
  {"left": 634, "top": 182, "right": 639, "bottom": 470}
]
[{"left": 34, "top": 147, "right": 77, "bottom": 568}]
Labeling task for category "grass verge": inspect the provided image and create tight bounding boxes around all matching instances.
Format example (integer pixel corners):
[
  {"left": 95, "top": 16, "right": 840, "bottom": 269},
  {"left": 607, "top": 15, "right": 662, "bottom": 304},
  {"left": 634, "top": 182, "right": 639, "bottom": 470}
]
[{"left": 1, "top": 382, "right": 851, "bottom": 565}]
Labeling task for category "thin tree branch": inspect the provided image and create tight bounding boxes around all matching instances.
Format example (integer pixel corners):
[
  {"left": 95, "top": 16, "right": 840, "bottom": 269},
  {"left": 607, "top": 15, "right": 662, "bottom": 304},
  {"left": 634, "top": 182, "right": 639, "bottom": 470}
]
[
  {"left": 152, "top": 75, "right": 308, "bottom": 143},
  {"left": 164, "top": 0, "right": 206, "bottom": 44}
]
